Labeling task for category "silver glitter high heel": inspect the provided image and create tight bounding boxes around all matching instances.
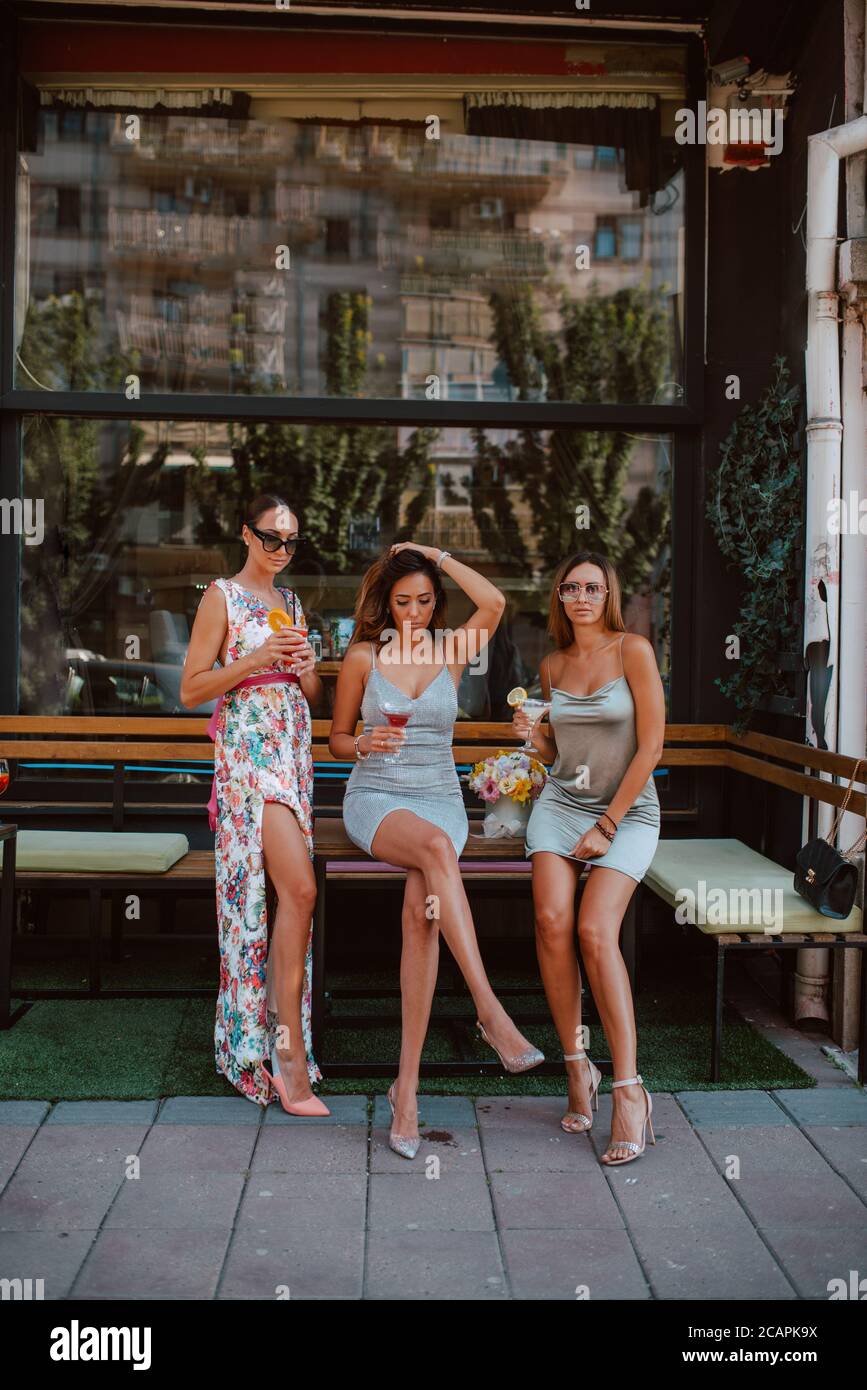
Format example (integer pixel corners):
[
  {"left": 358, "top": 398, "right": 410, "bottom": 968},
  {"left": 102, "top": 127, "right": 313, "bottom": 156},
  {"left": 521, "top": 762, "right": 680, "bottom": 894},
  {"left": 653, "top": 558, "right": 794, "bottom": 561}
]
[
  {"left": 386, "top": 1081, "right": 421, "bottom": 1160},
  {"left": 476, "top": 1019, "right": 544, "bottom": 1074}
]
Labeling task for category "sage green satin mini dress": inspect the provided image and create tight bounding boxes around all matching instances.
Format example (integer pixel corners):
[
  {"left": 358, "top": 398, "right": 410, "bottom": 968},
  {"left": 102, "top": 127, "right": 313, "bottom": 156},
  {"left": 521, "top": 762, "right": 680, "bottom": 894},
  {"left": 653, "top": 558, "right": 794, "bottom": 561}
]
[{"left": 525, "top": 637, "right": 660, "bottom": 882}]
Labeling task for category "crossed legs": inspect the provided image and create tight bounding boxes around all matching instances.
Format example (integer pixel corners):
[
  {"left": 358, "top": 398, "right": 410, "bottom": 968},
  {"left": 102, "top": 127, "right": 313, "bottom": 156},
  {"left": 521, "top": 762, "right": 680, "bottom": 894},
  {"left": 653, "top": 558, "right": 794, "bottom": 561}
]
[{"left": 371, "top": 809, "right": 540, "bottom": 1139}]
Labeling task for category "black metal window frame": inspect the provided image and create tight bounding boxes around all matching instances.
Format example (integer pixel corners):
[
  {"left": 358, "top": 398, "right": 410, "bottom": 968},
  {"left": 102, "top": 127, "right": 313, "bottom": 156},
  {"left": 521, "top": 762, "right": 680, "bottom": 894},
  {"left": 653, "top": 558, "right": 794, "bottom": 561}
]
[{"left": 0, "top": 8, "right": 707, "bottom": 728}]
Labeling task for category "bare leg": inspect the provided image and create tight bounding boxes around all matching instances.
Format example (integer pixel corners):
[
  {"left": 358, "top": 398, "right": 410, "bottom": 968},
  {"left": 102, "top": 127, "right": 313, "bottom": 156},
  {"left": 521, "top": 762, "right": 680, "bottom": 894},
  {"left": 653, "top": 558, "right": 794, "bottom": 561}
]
[
  {"left": 575, "top": 866, "right": 647, "bottom": 1161},
  {"left": 531, "top": 852, "right": 594, "bottom": 1128},
  {"left": 371, "top": 810, "right": 538, "bottom": 1061},
  {"left": 391, "top": 868, "right": 439, "bottom": 1140},
  {"left": 261, "top": 801, "right": 317, "bottom": 1104}
]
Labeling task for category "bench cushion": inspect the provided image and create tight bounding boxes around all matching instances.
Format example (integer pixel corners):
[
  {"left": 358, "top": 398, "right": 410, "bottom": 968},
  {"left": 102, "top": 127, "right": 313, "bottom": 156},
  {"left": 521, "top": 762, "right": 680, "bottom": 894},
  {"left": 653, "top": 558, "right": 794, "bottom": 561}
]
[
  {"left": 646, "top": 838, "right": 863, "bottom": 934},
  {"left": 0, "top": 830, "right": 190, "bottom": 874}
]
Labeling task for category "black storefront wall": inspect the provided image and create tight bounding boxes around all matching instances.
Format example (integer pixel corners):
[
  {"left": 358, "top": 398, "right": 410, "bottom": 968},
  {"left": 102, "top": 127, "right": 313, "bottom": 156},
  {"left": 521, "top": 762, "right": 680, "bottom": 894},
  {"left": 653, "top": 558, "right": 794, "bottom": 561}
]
[
  {"left": 700, "top": 0, "right": 846, "bottom": 865},
  {"left": 0, "top": 0, "right": 828, "bottom": 867}
]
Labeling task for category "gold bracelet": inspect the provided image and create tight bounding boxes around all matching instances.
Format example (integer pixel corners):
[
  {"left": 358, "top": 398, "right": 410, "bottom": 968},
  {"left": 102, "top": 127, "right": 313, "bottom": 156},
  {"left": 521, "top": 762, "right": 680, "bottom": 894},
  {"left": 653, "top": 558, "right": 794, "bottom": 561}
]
[{"left": 354, "top": 733, "right": 371, "bottom": 761}]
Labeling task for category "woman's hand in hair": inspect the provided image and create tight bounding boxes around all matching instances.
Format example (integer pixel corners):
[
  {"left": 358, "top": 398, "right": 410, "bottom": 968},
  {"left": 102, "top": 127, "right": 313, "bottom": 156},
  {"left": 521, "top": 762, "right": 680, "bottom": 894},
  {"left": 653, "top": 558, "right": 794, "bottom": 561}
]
[{"left": 389, "top": 541, "right": 440, "bottom": 561}]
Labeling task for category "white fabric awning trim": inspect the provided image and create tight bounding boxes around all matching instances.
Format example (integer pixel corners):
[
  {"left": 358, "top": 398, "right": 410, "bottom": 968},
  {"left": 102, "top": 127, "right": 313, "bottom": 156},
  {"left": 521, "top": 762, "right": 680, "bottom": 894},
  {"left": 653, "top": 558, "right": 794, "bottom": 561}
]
[
  {"left": 39, "top": 88, "right": 238, "bottom": 109},
  {"left": 465, "top": 91, "right": 658, "bottom": 110}
]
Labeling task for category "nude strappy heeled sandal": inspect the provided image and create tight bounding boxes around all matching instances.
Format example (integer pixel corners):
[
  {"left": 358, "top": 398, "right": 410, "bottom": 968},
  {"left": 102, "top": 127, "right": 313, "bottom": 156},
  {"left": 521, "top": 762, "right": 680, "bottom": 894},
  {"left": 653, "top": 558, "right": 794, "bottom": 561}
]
[
  {"left": 561, "top": 1049, "right": 602, "bottom": 1133},
  {"left": 601, "top": 1074, "right": 655, "bottom": 1165}
]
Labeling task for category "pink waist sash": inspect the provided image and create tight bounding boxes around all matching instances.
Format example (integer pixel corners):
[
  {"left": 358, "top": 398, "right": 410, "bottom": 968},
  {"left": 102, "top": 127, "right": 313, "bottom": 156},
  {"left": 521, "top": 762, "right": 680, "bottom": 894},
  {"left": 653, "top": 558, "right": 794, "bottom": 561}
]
[{"left": 206, "top": 670, "right": 299, "bottom": 831}]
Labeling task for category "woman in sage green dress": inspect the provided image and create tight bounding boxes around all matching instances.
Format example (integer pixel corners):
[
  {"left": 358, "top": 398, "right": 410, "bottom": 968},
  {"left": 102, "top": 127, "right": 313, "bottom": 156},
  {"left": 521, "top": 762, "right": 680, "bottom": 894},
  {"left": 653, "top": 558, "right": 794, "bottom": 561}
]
[{"left": 514, "top": 552, "right": 665, "bottom": 1167}]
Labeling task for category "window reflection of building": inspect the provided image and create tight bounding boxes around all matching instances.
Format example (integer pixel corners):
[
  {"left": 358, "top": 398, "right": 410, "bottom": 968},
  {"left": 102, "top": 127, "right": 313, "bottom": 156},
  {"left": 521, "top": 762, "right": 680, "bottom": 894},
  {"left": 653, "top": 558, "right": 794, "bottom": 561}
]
[
  {"left": 19, "top": 112, "right": 684, "bottom": 401},
  {"left": 17, "top": 93, "right": 680, "bottom": 718}
]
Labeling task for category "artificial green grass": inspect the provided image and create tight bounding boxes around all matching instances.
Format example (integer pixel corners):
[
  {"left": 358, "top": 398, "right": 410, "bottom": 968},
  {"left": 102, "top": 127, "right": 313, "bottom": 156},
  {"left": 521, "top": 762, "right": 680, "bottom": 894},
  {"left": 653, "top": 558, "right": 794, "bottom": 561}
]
[{"left": 1, "top": 948, "right": 815, "bottom": 1099}]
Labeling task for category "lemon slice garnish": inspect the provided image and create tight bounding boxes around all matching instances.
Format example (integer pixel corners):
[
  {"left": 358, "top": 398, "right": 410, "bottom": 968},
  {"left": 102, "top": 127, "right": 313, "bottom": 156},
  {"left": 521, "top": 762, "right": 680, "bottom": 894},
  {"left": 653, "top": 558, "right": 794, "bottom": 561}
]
[{"left": 506, "top": 686, "right": 528, "bottom": 707}]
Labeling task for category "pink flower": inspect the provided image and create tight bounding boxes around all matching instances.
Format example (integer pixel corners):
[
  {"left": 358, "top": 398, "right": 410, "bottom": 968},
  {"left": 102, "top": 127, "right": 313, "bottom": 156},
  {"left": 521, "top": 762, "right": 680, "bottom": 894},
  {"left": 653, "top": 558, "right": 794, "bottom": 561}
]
[{"left": 479, "top": 778, "right": 500, "bottom": 802}]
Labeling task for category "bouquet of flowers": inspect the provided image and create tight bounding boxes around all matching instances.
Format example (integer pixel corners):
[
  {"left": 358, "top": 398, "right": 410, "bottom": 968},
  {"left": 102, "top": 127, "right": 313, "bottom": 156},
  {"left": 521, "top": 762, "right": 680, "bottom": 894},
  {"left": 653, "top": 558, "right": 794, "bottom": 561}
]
[{"left": 467, "top": 749, "right": 547, "bottom": 806}]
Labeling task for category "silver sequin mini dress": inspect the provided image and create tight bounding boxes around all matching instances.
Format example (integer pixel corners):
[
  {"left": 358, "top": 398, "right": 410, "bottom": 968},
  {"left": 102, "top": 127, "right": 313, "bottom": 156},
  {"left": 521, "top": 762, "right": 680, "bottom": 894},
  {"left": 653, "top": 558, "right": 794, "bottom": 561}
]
[{"left": 342, "top": 641, "right": 469, "bottom": 859}]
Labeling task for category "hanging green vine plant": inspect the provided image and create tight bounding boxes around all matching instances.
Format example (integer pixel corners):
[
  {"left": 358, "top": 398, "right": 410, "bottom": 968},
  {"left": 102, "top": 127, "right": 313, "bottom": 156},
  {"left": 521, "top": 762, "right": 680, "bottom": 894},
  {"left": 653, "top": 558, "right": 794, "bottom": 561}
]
[{"left": 706, "top": 356, "right": 803, "bottom": 731}]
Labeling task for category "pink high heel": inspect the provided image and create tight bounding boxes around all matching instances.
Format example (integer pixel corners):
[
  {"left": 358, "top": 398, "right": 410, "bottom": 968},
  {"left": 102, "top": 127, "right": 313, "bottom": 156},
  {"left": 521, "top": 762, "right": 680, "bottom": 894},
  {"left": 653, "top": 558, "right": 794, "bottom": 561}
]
[{"left": 261, "top": 1043, "right": 330, "bottom": 1116}]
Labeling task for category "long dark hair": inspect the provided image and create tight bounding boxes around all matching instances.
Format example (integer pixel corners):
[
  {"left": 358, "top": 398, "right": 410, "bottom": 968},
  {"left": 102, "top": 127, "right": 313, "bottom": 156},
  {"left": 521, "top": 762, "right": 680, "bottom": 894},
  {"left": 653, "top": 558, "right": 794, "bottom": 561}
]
[
  {"left": 547, "top": 551, "right": 626, "bottom": 648},
  {"left": 348, "top": 547, "right": 447, "bottom": 646}
]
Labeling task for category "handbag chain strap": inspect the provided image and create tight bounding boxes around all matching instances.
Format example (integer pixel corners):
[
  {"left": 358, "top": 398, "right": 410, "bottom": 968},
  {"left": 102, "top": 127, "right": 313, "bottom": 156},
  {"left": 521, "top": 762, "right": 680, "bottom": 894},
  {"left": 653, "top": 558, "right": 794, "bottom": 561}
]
[{"left": 826, "top": 756, "right": 867, "bottom": 858}]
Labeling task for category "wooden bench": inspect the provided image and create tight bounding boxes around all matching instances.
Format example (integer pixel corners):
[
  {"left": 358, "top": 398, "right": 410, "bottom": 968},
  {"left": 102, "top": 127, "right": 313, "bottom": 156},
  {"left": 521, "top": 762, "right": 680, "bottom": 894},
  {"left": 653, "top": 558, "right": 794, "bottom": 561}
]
[{"left": 0, "top": 718, "right": 863, "bottom": 1081}]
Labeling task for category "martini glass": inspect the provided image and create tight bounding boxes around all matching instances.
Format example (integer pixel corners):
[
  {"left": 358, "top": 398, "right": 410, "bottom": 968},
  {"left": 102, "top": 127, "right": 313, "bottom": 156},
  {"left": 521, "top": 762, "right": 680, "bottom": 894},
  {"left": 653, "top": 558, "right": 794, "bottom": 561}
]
[
  {"left": 520, "top": 698, "right": 551, "bottom": 752},
  {"left": 379, "top": 698, "right": 412, "bottom": 763}
]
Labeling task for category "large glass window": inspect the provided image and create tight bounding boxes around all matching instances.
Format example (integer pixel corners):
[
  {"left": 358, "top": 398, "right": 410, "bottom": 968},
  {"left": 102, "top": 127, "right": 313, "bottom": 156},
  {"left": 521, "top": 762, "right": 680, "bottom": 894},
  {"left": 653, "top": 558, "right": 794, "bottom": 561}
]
[
  {"left": 19, "top": 414, "right": 671, "bottom": 720},
  {"left": 15, "top": 102, "right": 686, "bottom": 403}
]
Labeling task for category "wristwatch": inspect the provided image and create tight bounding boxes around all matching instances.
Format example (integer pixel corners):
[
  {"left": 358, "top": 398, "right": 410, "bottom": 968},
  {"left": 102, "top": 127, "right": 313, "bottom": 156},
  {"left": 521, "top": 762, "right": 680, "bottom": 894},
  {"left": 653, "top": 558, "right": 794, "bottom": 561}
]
[{"left": 436, "top": 549, "right": 452, "bottom": 570}]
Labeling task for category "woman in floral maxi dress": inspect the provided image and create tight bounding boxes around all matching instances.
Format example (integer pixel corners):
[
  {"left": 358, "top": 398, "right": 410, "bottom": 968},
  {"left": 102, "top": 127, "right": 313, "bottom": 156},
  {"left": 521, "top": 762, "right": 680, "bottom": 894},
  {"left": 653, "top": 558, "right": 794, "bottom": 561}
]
[{"left": 181, "top": 496, "right": 325, "bottom": 1110}]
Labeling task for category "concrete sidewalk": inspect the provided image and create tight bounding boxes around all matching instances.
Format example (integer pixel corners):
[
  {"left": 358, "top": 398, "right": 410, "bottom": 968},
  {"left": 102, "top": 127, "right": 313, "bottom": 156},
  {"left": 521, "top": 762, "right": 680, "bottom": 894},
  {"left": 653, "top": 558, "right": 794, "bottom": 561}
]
[{"left": 1, "top": 1084, "right": 865, "bottom": 1300}]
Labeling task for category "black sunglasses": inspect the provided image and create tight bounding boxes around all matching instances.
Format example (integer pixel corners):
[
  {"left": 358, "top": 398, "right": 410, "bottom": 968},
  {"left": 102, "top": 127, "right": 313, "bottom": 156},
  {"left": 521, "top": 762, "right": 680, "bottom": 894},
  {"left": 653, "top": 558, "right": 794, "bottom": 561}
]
[{"left": 247, "top": 523, "right": 306, "bottom": 554}]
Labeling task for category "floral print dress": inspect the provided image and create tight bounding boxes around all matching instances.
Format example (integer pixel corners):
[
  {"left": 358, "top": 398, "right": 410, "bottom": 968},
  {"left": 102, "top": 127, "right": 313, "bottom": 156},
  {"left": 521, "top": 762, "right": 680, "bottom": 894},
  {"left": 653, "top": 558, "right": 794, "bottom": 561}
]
[{"left": 210, "top": 576, "right": 322, "bottom": 1105}]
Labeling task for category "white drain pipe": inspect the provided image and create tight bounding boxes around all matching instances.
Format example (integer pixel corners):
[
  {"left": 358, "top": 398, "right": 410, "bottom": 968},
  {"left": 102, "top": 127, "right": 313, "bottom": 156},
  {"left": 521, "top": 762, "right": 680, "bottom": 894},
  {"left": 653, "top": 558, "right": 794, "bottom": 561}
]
[{"left": 798, "top": 108, "right": 867, "bottom": 1023}]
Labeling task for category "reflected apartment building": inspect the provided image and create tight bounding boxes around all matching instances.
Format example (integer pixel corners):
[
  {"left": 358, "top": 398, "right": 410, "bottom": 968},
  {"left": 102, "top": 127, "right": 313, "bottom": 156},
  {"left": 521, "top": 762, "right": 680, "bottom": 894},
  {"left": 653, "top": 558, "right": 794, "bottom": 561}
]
[{"left": 18, "top": 96, "right": 682, "bottom": 714}]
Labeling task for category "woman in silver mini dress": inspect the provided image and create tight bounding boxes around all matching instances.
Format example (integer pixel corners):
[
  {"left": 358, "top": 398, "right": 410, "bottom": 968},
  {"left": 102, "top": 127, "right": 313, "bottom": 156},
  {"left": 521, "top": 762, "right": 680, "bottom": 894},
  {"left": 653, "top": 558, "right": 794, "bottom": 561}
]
[
  {"left": 331, "top": 542, "right": 545, "bottom": 1158},
  {"left": 514, "top": 552, "right": 665, "bottom": 1167}
]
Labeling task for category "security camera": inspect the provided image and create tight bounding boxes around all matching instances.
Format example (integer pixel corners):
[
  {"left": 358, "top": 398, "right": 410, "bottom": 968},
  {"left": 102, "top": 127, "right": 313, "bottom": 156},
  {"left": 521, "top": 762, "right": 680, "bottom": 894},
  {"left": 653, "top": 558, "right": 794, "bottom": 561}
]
[{"left": 710, "top": 56, "right": 751, "bottom": 86}]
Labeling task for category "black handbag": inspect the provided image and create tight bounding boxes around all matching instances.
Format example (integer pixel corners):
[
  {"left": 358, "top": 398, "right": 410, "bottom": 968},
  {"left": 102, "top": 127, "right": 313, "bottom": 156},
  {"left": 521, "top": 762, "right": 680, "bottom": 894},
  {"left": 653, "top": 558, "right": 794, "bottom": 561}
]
[{"left": 794, "top": 758, "right": 866, "bottom": 919}]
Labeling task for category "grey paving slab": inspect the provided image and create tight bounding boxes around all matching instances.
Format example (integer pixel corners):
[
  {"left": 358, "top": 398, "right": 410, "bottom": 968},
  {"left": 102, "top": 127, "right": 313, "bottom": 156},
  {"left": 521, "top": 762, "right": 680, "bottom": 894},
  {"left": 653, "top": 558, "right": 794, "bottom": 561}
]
[
  {"left": 676, "top": 1090, "right": 793, "bottom": 1128},
  {"left": 45, "top": 1101, "right": 159, "bottom": 1126},
  {"left": 697, "top": 1126, "right": 841, "bottom": 1177},
  {"left": 629, "top": 1223, "right": 797, "bottom": 1301},
  {"left": 7, "top": 1126, "right": 149, "bottom": 1170},
  {"left": 500, "top": 1227, "right": 650, "bottom": 1300},
  {"left": 155, "top": 1096, "right": 261, "bottom": 1125},
  {"left": 136, "top": 1125, "right": 258, "bottom": 1173},
  {"left": 264, "top": 1094, "right": 368, "bottom": 1126},
  {"left": 475, "top": 1096, "right": 571, "bottom": 1129},
  {"left": 365, "top": 1230, "right": 507, "bottom": 1299},
  {"left": 103, "top": 1170, "right": 246, "bottom": 1230},
  {"left": 490, "top": 1170, "right": 624, "bottom": 1229},
  {"left": 0, "top": 1153, "right": 126, "bottom": 1232},
  {"left": 761, "top": 1226, "right": 867, "bottom": 1299},
  {"left": 0, "top": 1102, "right": 50, "bottom": 1126},
  {"left": 0, "top": 1129, "right": 42, "bottom": 1192},
  {"left": 772, "top": 1088, "right": 867, "bottom": 1127},
  {"left": 730, "top": 1173, "right": 867, "bottom": 1228},
  {"left": 70, "top": 1227, "right": 233, "bottom": 1300},
  {"left": 0, "top": 1230, "right": 96, "bottom": 1300},
  {"left": 252, "top": 1124, "right": 368, "bottom": 1174},
  {"left": 599, "top": 1164, "right": 753, "bottom": 1229},
  {"left": 368, "top": 1171, "right": 495, "bottom": 1232},
  {"left": 237, "top": 1172, "right": 367, "bottom": 1230},
  {"left": 370, "top": 1126, "right": 485, "bottom": 1173},
  {"left": 219, "top": 1228, "right": 364, "bottom": 1299},
  {"left": 803, "top": 1125, "right": 867, "bottom": 1195},
  {"left": 479, "top": 1125, "right": 602, "bottom": 1173},
  {"left": 371, "top": 1094, "right": 476, "bottom": 1128}
]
